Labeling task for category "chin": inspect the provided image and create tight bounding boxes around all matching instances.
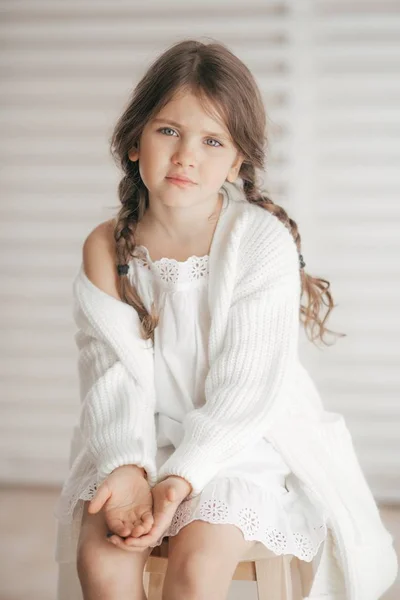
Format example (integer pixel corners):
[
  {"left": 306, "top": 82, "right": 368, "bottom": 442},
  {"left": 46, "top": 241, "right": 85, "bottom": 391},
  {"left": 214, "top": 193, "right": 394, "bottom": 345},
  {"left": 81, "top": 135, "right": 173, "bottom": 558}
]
[
  {"left": 159, "top": 189, "right": 196, "bottom": 203},
  {"left": 162, "top": 199, "right": 194, "bottom": 207}
]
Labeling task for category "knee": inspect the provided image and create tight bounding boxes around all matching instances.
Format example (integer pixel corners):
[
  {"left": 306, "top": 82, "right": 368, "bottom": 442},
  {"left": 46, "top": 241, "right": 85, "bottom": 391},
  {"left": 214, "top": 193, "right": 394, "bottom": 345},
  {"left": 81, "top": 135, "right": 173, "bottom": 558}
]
[
  {"left": 76, "top": 504, "right": 115, "bottom": 589},
  {"left": 77, "top": 537, "right": 149, "bottom": 596},
  {"left": 76, "top": 538, "right": 115, "bottom": 588},
  {"left": 163, "top": 551, "right": 222, "bottom": 600}
]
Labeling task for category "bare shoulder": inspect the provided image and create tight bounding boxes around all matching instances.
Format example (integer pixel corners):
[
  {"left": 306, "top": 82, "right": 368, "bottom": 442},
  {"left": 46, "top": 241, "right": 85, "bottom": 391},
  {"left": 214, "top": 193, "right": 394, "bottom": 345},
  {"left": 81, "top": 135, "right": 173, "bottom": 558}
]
[{"left": 82, "top": 219, "right": 121, "bottom": 300}]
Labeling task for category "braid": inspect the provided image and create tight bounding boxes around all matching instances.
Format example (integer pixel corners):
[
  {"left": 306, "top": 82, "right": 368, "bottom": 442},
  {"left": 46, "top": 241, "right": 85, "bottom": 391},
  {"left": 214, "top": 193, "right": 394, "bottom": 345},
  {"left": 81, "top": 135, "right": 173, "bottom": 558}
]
[
  {"left": 241, "top": 163, "right": 345, "bottom": 346},
  {"left": 111, "top": 158, "right": 343, "bottom": 346},
  {"left": 113, "top": 162, "right": 159, "bottom": 343}
]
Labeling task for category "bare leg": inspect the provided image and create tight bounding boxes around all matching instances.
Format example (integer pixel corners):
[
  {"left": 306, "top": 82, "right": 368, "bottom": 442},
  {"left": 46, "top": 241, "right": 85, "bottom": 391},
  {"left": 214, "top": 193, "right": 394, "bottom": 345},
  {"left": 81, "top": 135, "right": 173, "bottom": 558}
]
[
  {"left": 77, "top": 500, "right": 152, "bottom": 600},
  {"left": 162, "top": 520, "right": 256, "bottom": 600}
]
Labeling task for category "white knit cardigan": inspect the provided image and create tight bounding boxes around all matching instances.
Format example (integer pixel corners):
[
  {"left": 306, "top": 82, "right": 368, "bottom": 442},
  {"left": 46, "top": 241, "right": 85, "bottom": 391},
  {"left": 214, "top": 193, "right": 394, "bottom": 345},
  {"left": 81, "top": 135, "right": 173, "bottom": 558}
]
[{"left": 58, "top": 181, "right": 397, "bottom": 600}]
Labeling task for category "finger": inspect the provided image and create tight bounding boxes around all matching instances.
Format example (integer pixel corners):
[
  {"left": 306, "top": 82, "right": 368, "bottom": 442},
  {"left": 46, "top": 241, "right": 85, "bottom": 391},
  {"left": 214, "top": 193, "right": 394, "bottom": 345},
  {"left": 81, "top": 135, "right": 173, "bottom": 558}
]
[
  {"left": 125, "top": 511, "right": 154, "bottom": 538},
  {"left": 124, "top": 503, "right": 173, "bottom": 547},
  {"left": 107, "top": 534, "right": 121, "bottom": 546},
  {"left": 166, "top": 485, "right": 176, "bottom": 502},
  {"left": 88, "top": 484, "right": 111, "bottom": 514},
  {"left": 125, "top": 522, "right": 164, "bottom": 548},
  {"left": 131, "top": 513, "right": 154, "bottom": 538},
  {"left": 130, "top": 522, "right": 147, "bottom": 538},
  {"left": 107, "top": 517, "right": 133, "bottom": 538},
  {"left": 141, "top": 512, "right": 154, "bottom": 533},
  {"left": 107, "top": 535, "right": 146, "bottom": 553},
  {"left": 127, "top": 518, "right": 144, "bottom": 538},
  {"left": 125, "top": 531, "right": 160, "bottom": 548},
  {"left": 125, "top": 534, "right": 152, "bottom": 547},
  {"left": 137, "top": 511, "right": 154, "bottom": 529}
]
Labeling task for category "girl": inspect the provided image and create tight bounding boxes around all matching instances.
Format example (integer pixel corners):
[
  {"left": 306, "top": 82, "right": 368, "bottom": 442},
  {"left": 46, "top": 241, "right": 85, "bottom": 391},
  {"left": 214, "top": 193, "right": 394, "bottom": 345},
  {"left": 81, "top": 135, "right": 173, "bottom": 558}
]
[{"left": 54, "top": 39, "right": 397, "bottom": 600}]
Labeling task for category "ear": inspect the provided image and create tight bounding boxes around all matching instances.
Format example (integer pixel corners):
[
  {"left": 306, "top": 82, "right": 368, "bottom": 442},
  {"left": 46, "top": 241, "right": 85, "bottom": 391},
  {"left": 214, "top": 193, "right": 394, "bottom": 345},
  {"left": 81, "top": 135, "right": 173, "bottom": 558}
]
[
  {"left": 128, "top": 143, "right": 139, "bottom": 162},
  {"left": 226, "top": 152, "right": 244, "bottom": 183}
]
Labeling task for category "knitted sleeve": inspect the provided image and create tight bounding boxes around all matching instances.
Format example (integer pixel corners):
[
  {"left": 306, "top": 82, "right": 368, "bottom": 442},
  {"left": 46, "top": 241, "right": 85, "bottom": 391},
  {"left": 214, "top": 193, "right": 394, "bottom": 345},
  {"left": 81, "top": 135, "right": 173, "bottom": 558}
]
[
  {"left": 74, "top": 312, "right": 158, "bottom": 487},
  {"left": 156, "top": 218, "right": 301, "bottom": 498}
]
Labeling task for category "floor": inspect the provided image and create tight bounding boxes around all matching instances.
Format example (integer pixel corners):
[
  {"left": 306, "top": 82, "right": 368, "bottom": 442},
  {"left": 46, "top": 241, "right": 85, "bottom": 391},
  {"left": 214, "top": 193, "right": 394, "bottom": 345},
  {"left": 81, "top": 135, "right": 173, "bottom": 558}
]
[{"left": 0, "top": 486, "right": 398, "bottom": 600}]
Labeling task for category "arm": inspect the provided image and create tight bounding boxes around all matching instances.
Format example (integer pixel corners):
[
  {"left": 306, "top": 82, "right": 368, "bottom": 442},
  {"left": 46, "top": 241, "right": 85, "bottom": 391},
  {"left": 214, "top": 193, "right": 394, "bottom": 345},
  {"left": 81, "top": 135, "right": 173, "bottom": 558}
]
[
  {"left": 77, "top": 221, "right": 157, "bottom": 485},
  {"left": 156, "top": 222, "right": 301, "bottom": 498}
]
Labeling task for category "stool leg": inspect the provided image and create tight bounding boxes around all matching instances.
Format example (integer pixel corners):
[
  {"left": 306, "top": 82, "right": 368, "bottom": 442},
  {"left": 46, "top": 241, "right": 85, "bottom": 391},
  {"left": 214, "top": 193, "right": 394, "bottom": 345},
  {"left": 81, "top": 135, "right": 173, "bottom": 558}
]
[
  {"left": 147, "top": 572, "right": 165, "bottom": 600},
  {"left": 289, "top": 557, "right": 305, "bottom": 599},
  {"left": 255, "top": 556, "right": 294, "bottom": 600}
]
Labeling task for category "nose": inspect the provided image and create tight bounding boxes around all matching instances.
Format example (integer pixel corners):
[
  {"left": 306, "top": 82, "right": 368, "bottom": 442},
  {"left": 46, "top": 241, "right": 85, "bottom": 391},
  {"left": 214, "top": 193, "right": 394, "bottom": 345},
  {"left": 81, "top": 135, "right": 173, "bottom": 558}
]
[{"left": 172, "top": 140, "right": 196, "bottom": 168}]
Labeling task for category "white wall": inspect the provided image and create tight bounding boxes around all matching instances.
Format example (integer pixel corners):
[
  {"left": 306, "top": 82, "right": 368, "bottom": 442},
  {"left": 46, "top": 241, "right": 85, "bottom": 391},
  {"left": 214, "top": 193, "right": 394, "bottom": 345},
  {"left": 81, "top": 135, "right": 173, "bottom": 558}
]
[{"left": 1, "top": 0, "right": 399, "bottom": 504}]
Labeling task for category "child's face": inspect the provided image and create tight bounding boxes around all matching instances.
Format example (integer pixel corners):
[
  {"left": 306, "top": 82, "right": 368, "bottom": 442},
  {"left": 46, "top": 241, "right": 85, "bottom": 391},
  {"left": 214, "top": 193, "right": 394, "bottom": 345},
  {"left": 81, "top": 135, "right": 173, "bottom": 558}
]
[{"left": 128, "top": 89, "right": 243, "bottom": 208}]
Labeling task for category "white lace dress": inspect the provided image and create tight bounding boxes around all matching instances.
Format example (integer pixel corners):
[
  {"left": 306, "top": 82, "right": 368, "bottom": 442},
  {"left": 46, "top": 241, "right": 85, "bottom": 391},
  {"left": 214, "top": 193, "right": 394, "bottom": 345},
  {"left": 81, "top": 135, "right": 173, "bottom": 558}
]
[{"left": 123, "top": 241, "right": 328, "bottom": 561}]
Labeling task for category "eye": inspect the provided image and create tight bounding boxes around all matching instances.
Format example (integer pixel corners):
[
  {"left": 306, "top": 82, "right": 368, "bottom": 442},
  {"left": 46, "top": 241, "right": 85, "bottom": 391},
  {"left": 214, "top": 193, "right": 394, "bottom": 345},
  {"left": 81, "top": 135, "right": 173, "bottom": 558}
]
[
  {"left": 158, "top": 127, "right": 223, "bottom": 148},
  {"left": 206, "top": 138, "right": 223, "bottom": 148},
  {"left": 158, "top": 127, "right": 178, "bottom": 137}
]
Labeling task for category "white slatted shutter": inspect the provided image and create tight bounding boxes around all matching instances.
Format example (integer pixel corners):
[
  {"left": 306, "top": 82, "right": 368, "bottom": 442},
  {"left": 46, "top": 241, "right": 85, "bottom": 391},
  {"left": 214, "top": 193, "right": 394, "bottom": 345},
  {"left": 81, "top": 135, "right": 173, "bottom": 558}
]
[
  {"left": 0, "top": 1, "right": 293, "bottom": 485},
  {"left": 303, "top": 1, "right": 400, "bottom": 501},
  {"left": 1, "top": 1, "right": 398, "bottom": 502}
]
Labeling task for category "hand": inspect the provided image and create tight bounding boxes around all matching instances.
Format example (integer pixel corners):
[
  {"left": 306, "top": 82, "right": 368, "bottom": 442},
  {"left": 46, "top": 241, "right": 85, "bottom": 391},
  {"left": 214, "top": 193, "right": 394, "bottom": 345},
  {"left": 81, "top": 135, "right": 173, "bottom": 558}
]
[
  {"left": 107, "top": 476, "right": 192, "bottom": 552},
  {"left": 88, "top": 465, "right": 154, "bottom": 542}
]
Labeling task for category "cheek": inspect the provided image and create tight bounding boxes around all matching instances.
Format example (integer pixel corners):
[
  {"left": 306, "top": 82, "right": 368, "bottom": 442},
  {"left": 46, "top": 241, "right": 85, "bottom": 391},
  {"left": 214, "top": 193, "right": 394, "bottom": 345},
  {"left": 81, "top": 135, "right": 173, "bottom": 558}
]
[
  {"left": 141, "top": 137, "right": 160, "bottom": 161},
  {"left": 204, "top": 154, "right": 232, "bottom": 179},
  {"left": 139, "top": 141, "right": 166, "bottom": 178}
]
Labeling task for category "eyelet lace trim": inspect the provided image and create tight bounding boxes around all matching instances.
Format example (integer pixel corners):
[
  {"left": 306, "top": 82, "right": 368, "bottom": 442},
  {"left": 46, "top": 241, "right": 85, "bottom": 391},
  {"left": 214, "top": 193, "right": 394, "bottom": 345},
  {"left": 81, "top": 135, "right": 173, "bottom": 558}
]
[
  {"left": 133, "top": 245, "right": 209, "bottom": 285},
  {"left": 159, "top": 477, "right": 327, "bottom": 563},
  {"left": 55, "top": 474, "right": 327, "bottom": 564},
  {"left": 149, "top": 497, "right": 327, "bottom": 562},
  {"left": 55, "top": 485, "right": 326, "bottom": 564},
  {"left": 55, "top": 449, "right": 328, "bottom": 566}
]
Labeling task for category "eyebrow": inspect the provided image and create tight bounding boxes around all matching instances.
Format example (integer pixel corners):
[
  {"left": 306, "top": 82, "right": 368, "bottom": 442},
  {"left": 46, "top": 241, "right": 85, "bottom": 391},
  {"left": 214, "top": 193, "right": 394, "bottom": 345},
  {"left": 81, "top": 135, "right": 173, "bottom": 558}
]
[{"left": 152, "top": 117, "right": 229, "bottom": 140}]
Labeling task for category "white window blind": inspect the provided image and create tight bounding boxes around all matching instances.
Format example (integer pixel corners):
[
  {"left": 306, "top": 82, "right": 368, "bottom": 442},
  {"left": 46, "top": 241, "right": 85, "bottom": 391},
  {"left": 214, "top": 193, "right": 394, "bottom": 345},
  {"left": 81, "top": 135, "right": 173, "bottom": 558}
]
[{"left": 1, "top": 1, "right": 398, "bottom": 501}]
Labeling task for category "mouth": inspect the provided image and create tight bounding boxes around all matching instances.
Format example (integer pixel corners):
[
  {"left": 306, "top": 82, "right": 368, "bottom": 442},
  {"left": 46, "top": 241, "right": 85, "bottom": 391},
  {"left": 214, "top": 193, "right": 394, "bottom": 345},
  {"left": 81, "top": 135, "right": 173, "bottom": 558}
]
[{"left": 165, "top": 177, "right": 196, "bottom": 187}]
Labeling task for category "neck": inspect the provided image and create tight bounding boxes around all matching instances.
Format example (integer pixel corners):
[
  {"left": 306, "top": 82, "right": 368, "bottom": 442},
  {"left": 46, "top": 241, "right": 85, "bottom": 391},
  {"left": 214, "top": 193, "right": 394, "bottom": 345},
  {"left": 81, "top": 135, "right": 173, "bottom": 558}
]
[{"left": 141, "top": 191, "right": 223, "bottom": 244}]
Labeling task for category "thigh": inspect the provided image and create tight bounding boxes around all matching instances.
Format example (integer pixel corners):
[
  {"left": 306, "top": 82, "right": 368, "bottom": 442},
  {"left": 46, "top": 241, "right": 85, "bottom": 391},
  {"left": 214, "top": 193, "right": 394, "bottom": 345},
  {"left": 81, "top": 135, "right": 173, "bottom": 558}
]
[
  {"left": 167, "top": 519, "right": 256, "bottom": 578},
  {"left": 77, "top": 501, "right": 152, "bottom": 588}
]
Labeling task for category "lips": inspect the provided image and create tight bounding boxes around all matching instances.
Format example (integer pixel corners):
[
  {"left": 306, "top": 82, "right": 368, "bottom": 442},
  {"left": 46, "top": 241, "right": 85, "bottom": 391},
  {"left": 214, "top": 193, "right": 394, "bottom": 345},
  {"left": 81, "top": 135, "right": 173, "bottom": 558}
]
[{"left": 166, "top": 175, "right": 195, "bottom": 184}]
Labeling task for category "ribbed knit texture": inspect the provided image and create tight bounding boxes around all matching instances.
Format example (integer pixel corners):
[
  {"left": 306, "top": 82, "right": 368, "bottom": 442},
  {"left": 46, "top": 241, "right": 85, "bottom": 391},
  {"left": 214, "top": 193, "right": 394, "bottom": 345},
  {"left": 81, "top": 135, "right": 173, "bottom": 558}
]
[
  {"left": 53, "top": 265, "right": 159, "bottom": 527},
  {"left": 72, "top": 267, "right": 159, "bottom": 483},
  {"left": 74, "top": 328, "right": 157, "bottom": 482}
]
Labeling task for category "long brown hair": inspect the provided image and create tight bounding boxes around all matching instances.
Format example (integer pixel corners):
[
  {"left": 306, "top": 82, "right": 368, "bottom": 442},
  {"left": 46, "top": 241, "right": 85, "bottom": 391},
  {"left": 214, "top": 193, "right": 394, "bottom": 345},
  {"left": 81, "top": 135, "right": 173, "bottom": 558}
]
[{"left": 109, "top": 38, "right": 345, "bottom": 347}]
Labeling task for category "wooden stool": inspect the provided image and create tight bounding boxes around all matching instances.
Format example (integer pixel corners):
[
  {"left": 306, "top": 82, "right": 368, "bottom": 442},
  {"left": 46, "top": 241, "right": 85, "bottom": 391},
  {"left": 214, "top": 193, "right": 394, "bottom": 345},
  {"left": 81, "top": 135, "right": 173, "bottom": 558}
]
[{"left": 143, "top": 537, "right": 309, "bottom": 599}]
